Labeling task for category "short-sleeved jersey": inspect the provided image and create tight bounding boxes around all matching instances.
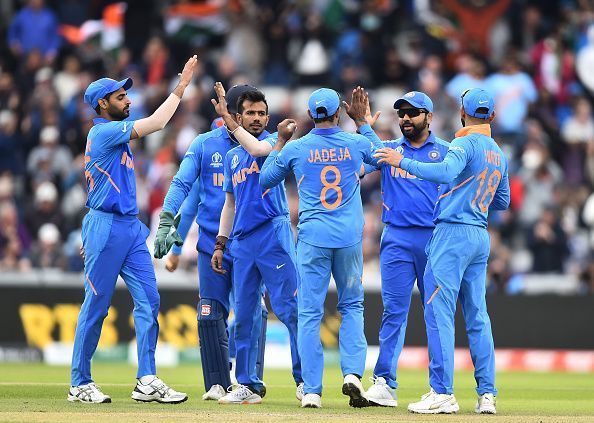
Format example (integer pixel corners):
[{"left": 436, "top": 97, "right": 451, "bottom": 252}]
[
  {"left": 260, "top": 126, "right": 376, "bottom": 248},
  {"left": 400, "top": 124, "right": 510, "bottom": 228},
  {"left": 84, "top": 118, "right": 137, "bottom": 215},
  {"left": 359, "top": 124, "right": 449, "bottom": 229},
  {"left": 223, "top": 134, "right": 289, "bottom": 239},
  {"left": 162, "top": 127, "right": 269, "bottom": 235}
]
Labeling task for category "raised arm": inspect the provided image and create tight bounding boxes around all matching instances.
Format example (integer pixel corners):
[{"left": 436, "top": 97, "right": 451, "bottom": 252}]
[
  {"left": 132, "top": 55, "right": 198, "bottom": 139},
  {"left": 210, "top": 82, "right": 272, "bottom": 157}
]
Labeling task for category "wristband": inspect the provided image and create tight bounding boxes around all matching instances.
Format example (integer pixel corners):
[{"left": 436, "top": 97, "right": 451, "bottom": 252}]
[{"left": 214, "top": 235, "right": 228, "bottom": 252}]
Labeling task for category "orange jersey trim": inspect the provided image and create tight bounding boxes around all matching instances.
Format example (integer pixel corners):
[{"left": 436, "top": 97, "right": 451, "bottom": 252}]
[
  {"left": 85, "top": 274, "right": 98, "bottom": 296},
  {"left": 297, "top": 175, "right": 305, "bottom": 188},
  {"left": 94, "top": 164, "right": 121, "bottom": 193},
  {"left": 438, "top": 175, "right": 475, "bottom": 200},
  {"left": 455, "top": 124, "right": 491, "bottom": 138}
]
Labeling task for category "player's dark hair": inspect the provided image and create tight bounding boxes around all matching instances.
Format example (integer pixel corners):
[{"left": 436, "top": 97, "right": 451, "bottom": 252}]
[
  {"left": 472, "top": 107, "right": 492, "bottom": 121},
  {"left": 313, "top": 107, "right": 337, "bottom": 123},
  {"left": 94, "top": 92, "right": 115, "bottom": 115},
  {"left": 237, "top": 91, "right": 268, "bottom": 114}
]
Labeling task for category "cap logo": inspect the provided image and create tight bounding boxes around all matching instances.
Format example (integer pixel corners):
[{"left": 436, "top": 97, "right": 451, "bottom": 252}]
[{"left": 405, "top": 92, "right": 415, "bottom": 98}]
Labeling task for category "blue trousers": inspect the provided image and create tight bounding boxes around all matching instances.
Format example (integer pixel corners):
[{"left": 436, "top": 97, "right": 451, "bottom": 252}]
[
  {"left": 197, "top": 230, "right": 263, "bottom": 388},
  {"left": 296, "top": 240, "right": 366, "bottom": 395},
  {"left": 231, "top": 218, "right": 301, "bottom": 389},
  {"left": 424, "top": 223, "right": 497, "bottom": 396},
  {"left": 71, "top": 209, "right": 158, "bottom": 386},
  {"left": 374, "top": 225, "right": 432, "bottom": 389}
]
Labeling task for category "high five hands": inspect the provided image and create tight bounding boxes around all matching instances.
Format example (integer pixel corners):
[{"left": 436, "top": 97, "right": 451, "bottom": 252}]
[{"left": 343, "top": 86, "right": 381, "bottom": 127}]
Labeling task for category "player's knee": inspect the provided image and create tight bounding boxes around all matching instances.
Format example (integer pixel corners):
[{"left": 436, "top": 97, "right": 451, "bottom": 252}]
[{"left": 337, "top": 299, "right": 364, "bottom": 314}]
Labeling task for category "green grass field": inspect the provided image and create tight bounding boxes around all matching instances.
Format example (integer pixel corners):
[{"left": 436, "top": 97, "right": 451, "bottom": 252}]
[{"left": 1, "top": 363, "right": 593, "bottom": 422}]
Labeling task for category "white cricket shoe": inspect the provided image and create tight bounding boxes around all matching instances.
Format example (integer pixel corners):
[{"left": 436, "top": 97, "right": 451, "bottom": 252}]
[
  {"left": 366, "top": 376, "right": 397, "bottom": 407},
  {"left": 408, "top": 388, "right": 459, "bottom": 414},
  {"left": 301, "top": 393, "right": 322, "bottom": 408},
  {"left": 342, "top": 374, "right": 369, "bottom": 408},
  {"left": 131, "top": 377, "right": 188, "bottom": 404},
  {"left": 67, "top": 383, "right": 111, "bottom": 403},
  {"left": 296, "top": 382, "right": 305, "bottom": 401},
  {"left": 218, "top": 384, "right": 262, "bottom": 405},
  {"left": 202, "top": 384, "right": 225, "bottom": 401},
  {"left": 475, "top": 393, "right": 497, "bottom": 414}
]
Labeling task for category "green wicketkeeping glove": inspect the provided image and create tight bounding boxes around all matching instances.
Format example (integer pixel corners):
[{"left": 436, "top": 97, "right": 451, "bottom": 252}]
[{"left": 154, "top": 211, "right": 183, "bottom": 259}]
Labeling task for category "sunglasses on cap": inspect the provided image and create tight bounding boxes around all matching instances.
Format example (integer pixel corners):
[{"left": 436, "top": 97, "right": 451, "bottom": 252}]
[
  {"left": 460, "top": 88, "right": 471, "bottom": 103},
  {"left": 397, "top": 108, "right": 428, "bottom": 118}
]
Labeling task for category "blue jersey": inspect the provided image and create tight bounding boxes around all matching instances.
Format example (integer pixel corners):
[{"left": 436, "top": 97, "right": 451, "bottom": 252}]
[
  {"left": 359, "top": 124, "right": 449, "bottom": 229},
  {"left": 170, "top": 180, "right": 200, "bottom": 256},
  {"left": 223, "top": 134, "right": 289, "bottom": 239},
  {"left": 400, "top": 124, "right": 510, "bottom": 228},
  {"left": 163, "top": 127, "right": 269, "bottom": 235},
  {"left": 84, "top": 118, "right": 137, "bottom": 215},
  {"left": 260, "top": 126, "right": 376, "bottom": 248}
]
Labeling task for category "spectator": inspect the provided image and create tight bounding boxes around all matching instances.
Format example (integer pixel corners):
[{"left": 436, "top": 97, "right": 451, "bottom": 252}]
[
  {"left": 485, "top": 55, "right": 538, "bottom": 147},
  {"left": 8, "top": 0, "right": 60, "bottom": 64},
  {"left": 527, "top": 208, "right": 570, "bottom": 273},
  {"left": 28, "top": 222, "right": 66, "bottom": 269},
  {"left": 0, "top": 202, "right": 32, "bottom": 271},
  {"left": 24, "top": 181, "right": 64, "bottom": 239},
  {"left": 27, "top": 126, "right": 73, "bottom": 184},
  {"left": 0, "top": 110, "right": 23, "bottom": 175}
]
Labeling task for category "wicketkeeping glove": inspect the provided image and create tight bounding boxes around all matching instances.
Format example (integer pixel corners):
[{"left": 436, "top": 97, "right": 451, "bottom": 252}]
[{"left": 154, "top": 211, "right": 183, "bottom": 259}]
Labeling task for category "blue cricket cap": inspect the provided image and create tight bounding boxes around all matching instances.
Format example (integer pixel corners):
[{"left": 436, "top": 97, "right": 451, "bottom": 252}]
[
  {"left": 84, "top": 77, "right": 133, "bottom": 108},
  {"left": 393, "top": 91, "right": 433, "bottom": 112},
  {"left": 226, "top": 84, "right": 262, "bottom": 114},
  {"left": 308, "top": 88, "right": 340, "bottom": 119},
  {"left": 461, "top": 88, "right": 494, "bottom": 119},
  {"left": 210, "top": 117, "right": 224, "bottom": 130}
]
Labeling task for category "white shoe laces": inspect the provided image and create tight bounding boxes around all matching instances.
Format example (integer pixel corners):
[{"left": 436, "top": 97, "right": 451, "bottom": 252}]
[
  {"left": 369, "top": 375, "right": 387, "bottom": 386},
  {"left": 75, "top": 383, "right": 104, "bottom": 400},
  {"left": 148, "top": 378, "right": 173, "bottom": 397},
  {"left": 421, "top": 388, "right": 437, "bottom": 400},
  {"left": 226, "top": 384, "right": 252, "bottom": 398}
]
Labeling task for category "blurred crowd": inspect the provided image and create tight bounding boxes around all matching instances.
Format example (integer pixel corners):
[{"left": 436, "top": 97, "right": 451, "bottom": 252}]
[{"left": 1, "top": 0, "right": 594, "bottom": 294}]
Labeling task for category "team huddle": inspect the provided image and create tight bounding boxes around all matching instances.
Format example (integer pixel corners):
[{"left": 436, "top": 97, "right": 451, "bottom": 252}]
[{"left": 68, "top": 55, "right": 509, "bottom": 415}]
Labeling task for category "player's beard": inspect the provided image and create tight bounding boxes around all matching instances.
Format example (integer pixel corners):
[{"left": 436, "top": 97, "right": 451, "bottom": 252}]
[
  {"left": 245, "top": 123, "right": 265, "bottom": 137},
  {"left": 461, "top": 117, "right": 466, "bottom": 127},
  {"left": 400, "top": 115, "right": 428, "bottom": 141},
  {"left": 107, "top": 105, "right": 130, "bottom": 121}
]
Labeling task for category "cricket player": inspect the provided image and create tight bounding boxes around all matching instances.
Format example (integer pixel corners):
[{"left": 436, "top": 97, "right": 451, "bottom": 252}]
[
  {"left": 155, "top": 85, "right": 269, "bottom": 401},
  {"left": 69, "top": 55, "right": 198, "bottom": 404},
  {"left": 352, "top": 91, "right": 449, "bottom": 407},
  {"left": 210, "top": 86, "right": 303, "bottom": 404},
  {"left": 163, "top": 120, "right": 268, "bottom": 391},
  {"left": 259, "top": 87, "right": 380, "bottom": 409},
  {"left": 374, "top": 88, "right": 509, "bottom": 414}
]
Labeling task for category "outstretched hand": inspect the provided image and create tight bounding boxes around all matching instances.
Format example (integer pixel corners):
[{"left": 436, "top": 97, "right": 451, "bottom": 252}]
[
  {"left": 210, "top": 82, "right": 230, "bottom": 117},
  {"left": 343, "top": 86, "right": 381, "bottom": 127},
  {"left": 374, "top": 147, "right": 404, "bottom": 167},
  {"left": 178, "top": 55, "right": 198, "bottom": 87}
]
